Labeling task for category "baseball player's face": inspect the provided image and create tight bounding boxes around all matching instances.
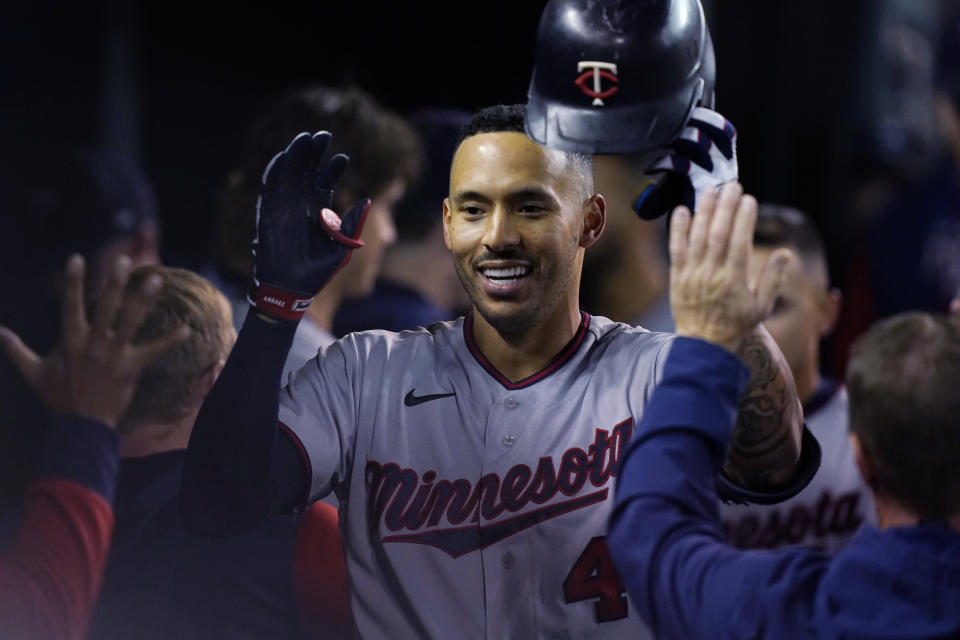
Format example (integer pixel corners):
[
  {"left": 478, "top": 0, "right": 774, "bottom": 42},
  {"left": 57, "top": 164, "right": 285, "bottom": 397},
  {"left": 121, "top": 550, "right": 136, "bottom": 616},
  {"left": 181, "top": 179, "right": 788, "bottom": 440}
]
[
  {"left": 334, "top": 178, "right": 403, "bottom": 298},
  {"left": 749, "top": 247, "right": 839, "bottom": 391},
  {"left": 443, "top": 132, "right": 597, "bottom": 334}
]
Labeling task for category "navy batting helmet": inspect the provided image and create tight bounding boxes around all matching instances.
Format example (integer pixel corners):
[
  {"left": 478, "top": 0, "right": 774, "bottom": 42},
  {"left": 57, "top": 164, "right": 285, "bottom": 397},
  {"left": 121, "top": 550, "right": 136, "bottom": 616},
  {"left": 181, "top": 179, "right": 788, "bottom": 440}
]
[{"left": 525, "top": 0, "right": 716, "bottom": 154}]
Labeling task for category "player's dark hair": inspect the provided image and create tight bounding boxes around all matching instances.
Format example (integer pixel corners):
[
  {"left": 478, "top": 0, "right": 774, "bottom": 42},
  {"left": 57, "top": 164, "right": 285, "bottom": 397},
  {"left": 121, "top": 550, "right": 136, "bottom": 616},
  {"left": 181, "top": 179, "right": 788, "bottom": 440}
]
[
  {"left": 457, "top": 104, "right": 527, "bottom": 143},
  {"left": 754, "top": 204, "right": 829, "bottom": 280},
  {"left": 216, "top": 86, "right": 423, "bottom": 282},
  {"left": 846, "top": 312, "right": 960, "bottom": 519},
  {"left": 119, "top": 266, "right": 235, "bottom": 430},
  {"left": 457, "top": 104, "right": 593, "bottom": 191}
]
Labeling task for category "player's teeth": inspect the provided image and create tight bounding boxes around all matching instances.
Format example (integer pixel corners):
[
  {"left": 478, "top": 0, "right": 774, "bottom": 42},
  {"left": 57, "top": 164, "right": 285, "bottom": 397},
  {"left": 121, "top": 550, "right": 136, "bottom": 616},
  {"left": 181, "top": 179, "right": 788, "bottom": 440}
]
[{"left": 483, "top": 266, "right": 530, "bottom": 279}]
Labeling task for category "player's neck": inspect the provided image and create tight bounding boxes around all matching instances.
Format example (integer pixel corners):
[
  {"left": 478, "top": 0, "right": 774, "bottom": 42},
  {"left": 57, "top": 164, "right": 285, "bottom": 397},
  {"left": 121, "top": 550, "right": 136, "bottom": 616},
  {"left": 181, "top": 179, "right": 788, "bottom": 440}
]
[
  {"left": 594, "top": 234, "right": 667, "bottom": 323},
  {"left": 118, "top": 416, "right": 194, "bottom": 458},
  {"left": 384, "top": 235, "right": 460, "bottom": 310},
  {"left": 795, "top": 363, "right": 820, "bottom": 406},
  {"left": 470, "top": 301, "right": 583, "bottom": 383},
  {"left": 305, "top": 287, "right": 343, "bottom": 332},
  {"left": 874, "top": 493, "right": 960, "bottom": 533}
]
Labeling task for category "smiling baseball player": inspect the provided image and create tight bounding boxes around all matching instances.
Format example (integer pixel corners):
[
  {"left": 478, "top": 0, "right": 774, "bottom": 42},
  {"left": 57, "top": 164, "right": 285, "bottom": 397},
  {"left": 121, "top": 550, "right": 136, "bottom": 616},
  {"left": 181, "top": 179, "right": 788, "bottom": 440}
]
[{"left": 180, "top": 103, "right": 815, "bottom": 639}]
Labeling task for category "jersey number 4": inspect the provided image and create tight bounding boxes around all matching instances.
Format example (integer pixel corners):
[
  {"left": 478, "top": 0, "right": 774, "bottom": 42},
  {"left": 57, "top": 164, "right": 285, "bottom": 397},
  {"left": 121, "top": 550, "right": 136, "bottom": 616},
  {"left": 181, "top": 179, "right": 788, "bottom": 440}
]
[{"left": 562, "top": 536, "right": 628, "bottom": 622}]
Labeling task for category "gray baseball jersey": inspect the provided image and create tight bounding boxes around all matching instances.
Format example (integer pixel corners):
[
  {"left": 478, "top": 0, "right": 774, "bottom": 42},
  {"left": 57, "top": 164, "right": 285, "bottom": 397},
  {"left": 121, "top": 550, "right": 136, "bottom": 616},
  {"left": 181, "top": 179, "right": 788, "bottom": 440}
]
[
  {"left": 720, "top": 382, "right": 876, "bottom": 553},
  {"left": 279, "top": 312, "right": 674, "bottom": 639}
]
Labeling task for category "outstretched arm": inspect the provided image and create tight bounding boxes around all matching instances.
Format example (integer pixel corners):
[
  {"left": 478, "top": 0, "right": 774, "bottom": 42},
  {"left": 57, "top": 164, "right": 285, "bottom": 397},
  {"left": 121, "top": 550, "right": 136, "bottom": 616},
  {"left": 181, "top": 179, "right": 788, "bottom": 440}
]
[
  {"left": 669, "top": 184, "right": 810, "bottom": 499},
  {"left": 611, "top": 184, "right": 825, "bottom": 639},
  {"left": 0, "top": 255, "right": 187, "bottom": 640},
  {"left": 179, "top": 131, "right": 370, "bottom": 535},
  {"left": 724, "top": 324, "right": 804, "bottom": 491}
]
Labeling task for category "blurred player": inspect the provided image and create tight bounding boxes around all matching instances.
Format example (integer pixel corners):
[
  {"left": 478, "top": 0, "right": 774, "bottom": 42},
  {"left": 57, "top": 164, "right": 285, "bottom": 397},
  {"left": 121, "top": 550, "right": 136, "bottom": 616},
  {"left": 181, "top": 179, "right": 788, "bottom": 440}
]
[
  {"left": 721, "top": 204, "right": 876, "bottom": 552},
  {"left": 213, "top": 85, "right": 420, "bottom": 378},
  {"left": 334, "top": 108, "right": 471, "bottom": 335},
  {"left": 0, "top": 255, "right": 186, "bottom": 640},
  {"left": 610, "top": 186, "right": 960, "bottom": 638},
  {"left": 180, "top": 105, "right": 813, "bottom": 639},
  {"left": 75, "top": 265, "right": 350, "bottom": 640},
  {"left": 524, "top": 0, "right": 735, "bottom": 330},
  {"left": 0, "top": 149, "right": 161, "bottom": 511}
]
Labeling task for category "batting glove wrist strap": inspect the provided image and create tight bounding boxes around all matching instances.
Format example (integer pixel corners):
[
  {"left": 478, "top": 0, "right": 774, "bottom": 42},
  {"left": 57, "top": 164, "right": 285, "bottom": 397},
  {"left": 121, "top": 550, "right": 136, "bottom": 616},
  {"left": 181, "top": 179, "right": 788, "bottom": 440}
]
[
  {"left": 633, "top": 107, "right": 738, "bottom": 220},
  {"left": 250, "top": 131, "right": 370, "bottom": 322},
  {"left": 249, "top": 284, "right": 315, "bottom": 323}
]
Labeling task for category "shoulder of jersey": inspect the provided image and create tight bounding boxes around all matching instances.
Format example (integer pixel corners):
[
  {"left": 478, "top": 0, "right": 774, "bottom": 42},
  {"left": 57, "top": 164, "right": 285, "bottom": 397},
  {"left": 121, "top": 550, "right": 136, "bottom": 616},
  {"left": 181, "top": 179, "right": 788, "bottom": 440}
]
[
  {"left": 587, "top": 314, "right": 676, "bottom": 346},
  {"left": 331, "top": 317, "right": 465, "bottom": 357}
]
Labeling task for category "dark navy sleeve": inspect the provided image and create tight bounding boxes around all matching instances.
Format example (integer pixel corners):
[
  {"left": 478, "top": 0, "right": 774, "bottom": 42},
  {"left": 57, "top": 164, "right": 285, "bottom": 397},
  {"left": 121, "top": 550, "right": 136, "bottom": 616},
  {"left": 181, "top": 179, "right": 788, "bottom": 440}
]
[
  {"left": 180, "top": 310, "right": 310, "bottom": 536},
  {"left": 37, "top": 415, "right": 119, "bottom": 501},
  {"left": 609, "top": 337, "right": 828, "bottom": 639},
  {"left": 0, "top": 416, "right": 118, "bottom": 640}
]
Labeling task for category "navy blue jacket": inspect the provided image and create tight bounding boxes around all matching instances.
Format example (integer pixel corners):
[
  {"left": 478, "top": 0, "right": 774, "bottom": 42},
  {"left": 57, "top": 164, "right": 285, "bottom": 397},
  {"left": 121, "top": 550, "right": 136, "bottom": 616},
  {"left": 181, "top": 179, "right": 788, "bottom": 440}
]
[
  {"left": 609, "top": 337, "right": 960, "bottom": 639},
  {"left": 88, "top": 450, "right": 307, "bottom": 640}
]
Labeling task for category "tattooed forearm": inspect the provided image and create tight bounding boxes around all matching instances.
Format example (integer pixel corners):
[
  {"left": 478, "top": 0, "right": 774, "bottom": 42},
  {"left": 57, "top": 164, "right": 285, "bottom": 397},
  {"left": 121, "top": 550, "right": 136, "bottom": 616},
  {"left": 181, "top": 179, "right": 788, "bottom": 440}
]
[{"left": 722, "top": 325, "right": 803, "bottom": 489}]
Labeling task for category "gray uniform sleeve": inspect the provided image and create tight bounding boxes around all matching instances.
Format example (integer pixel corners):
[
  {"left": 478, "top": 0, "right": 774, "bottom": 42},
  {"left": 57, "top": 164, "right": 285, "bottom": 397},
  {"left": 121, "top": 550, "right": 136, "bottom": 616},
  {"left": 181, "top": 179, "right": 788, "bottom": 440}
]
[{"left": 279, "top": 336, "right": 361, "bottom": 503}]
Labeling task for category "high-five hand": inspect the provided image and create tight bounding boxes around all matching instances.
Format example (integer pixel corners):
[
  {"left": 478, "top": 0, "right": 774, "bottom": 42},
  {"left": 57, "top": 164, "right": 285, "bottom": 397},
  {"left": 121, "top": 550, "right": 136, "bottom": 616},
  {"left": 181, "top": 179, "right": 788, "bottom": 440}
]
[
  {"left": 250, "top": 131, "right": 371, "bottom": 322},
  {"left": 0, "top": 255, "right": 189, "bottom": 429},
  {"left": 669, "top": 183, "right": 793, "bottom": 353}
]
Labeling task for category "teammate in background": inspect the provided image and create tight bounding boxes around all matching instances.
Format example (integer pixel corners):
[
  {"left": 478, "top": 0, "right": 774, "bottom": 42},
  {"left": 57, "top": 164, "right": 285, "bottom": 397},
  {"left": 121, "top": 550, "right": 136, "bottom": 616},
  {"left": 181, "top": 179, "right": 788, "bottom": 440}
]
[
  {"left": 0, "top": 149, "right": 161, "bottom": 512},
  {"left": 333, "top": 109, "right": 471, "bottom": 336},
  {"left": 181, "top": 105, "right": 812, "bottom": 639},
  {"left": 721, "top": 204, "right": 876, "bottom": 552},
  {"left": 0, "top": 255, "right": 186, "bottom": 640},
  {"left": 50, "top": 265, "right": 349, "bottom": 640},
  {"left": 523, "top": 0, "right": 735, "bottom": 331},
  {"left": 582, "top": 156, "right": 673, "bottom": 329},
  {"left": 609, "top": 187, "right": 960, "bottom": 638},
  {"left": 212, "top": 86, "right": 421, "bottom": 378}
]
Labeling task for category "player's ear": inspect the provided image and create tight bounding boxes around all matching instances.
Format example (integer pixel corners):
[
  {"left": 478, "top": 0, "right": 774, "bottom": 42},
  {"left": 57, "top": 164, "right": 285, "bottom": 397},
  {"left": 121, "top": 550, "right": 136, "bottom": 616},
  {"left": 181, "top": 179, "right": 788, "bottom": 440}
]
[
  {"left": 196, "top": 358, "right": 226, "bottom": 401},
  {"left": 442, "top": 197, "right": 453, "bottom": 250},
  {"left": 819, "top": 287, "right": 842, "bottom": 337},
  {"left": 579, "top": 194, "right": 605, "bottom": 249}
]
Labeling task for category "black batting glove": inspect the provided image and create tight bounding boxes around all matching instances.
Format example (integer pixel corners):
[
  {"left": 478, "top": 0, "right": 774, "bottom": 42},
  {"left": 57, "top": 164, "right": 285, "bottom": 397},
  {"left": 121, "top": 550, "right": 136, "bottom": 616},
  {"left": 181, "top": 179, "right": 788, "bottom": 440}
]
[
  {"left": 249, "top": 131, "right": 371, "bottom": 322},
  {"left": 632, "top": 107, "right": 738, "bottom": 220}
]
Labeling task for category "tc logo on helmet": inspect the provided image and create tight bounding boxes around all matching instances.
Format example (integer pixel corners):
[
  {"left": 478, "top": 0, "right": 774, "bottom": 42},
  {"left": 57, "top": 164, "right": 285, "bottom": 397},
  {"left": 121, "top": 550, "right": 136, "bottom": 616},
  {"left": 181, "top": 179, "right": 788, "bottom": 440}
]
[{"left": 575, "top": 61, "right": 619, "bottom": 107}]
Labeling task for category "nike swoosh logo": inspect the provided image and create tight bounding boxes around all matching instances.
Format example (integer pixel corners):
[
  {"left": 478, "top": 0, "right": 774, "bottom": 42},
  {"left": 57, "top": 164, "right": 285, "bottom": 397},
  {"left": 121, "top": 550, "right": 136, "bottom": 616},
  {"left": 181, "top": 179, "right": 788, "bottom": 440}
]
[
  {"left": 382, "top": 489, "right": 608, "bottom": 558},
  {"left": 404, "top": 389, "right": 456, "bottom": 407}
]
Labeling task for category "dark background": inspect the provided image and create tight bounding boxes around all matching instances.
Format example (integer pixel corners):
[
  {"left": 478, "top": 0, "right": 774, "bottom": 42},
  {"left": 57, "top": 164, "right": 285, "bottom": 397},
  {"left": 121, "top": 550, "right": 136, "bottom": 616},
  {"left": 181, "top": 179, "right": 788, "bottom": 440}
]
[{"left": 0, "top": 0, "right": 922, "bottom": 265}]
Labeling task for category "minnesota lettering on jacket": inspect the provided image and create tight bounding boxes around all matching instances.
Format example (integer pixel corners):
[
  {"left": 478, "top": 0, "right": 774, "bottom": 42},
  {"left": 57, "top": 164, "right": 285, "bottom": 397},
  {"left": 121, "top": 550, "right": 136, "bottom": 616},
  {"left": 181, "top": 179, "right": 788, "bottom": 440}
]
[{"left": 365, "top": 418, "right": 634, "bottom": 558}]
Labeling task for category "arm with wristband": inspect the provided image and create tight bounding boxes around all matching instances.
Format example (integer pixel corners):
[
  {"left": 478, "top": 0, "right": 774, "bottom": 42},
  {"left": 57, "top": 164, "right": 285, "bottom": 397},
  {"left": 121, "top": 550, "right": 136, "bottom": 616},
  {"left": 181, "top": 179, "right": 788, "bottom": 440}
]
[
  {"left": 633, "top": 108, "right": 814, "bottom": 499},
  {"left": 181, "top": 131, "right": 369, "bottom": 535}
]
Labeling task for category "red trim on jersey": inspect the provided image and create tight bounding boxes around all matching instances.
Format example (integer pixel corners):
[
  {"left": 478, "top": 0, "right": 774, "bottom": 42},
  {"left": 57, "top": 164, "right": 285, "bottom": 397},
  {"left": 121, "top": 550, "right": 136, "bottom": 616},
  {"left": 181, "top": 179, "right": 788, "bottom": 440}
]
[
  {"left": 279, "top": 422, "right": 313, "bottom": 509},
  {"left": 0, "top": 478, "right": 114, "bottom": 640},
  {"left": 463, "top": 312, "right": 591, "bottom": 390}
]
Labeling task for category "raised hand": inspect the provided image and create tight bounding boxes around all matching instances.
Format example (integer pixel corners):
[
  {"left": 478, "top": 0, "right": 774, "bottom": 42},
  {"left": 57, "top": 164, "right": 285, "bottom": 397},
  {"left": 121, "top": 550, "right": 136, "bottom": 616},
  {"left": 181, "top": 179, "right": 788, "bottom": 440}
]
[
  {"left": 0, "top": 255, "right": 189, "bottom": 429},
  {"left": 669, "top": 183, "right": 793, "bottom": 352},
  {"left": 250, "top": 131, "right": 371, "bottom": 322},
  {"left": 633, "top": 107, "right": 738, "bottom": 220}
]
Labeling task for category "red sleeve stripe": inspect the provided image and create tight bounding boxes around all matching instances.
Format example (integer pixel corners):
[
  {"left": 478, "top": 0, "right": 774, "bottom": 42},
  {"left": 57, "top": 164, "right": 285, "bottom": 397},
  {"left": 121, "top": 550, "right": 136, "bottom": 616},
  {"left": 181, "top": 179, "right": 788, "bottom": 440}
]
[{"left": 279, "top": 421, "right": 314, "bottom": 509}]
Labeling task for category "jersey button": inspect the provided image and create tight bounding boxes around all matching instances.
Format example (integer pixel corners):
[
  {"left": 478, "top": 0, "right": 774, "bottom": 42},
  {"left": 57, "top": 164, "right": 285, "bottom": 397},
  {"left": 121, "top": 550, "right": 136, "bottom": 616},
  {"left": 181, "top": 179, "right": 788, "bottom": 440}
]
[
  {"left": 502, "top": 434, "right": 516, "bottom": 446},
  {"left": 504, "top": 397, "right": 518, "bottom": 409},
  {"left": 502, "top": 552, "right": 515, "bottom": 569}
]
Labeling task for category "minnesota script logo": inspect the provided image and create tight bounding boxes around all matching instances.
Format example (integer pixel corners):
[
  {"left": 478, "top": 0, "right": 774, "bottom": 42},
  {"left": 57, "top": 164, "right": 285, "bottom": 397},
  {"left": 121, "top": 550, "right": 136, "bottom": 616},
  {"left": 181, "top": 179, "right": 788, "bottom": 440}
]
[{"left": 364, "top": 418, "right": 633, "bottom": 558}]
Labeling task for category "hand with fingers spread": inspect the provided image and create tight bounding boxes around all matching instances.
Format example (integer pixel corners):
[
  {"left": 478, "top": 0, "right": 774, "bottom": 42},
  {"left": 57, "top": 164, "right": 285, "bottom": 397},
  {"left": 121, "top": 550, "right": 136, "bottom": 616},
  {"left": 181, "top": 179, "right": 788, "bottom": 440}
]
[
  {"left": 0, "top": 254, "right": 189, "bottom": 429},
  {"left": 250, "top": 130, "right": 372, "bottom": 322},
  {"left": 669, "top": 182, "right": 793, "bottom": 352},
  {"left": 633, "top": 107, "right": 738, "bottom": 220}
]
